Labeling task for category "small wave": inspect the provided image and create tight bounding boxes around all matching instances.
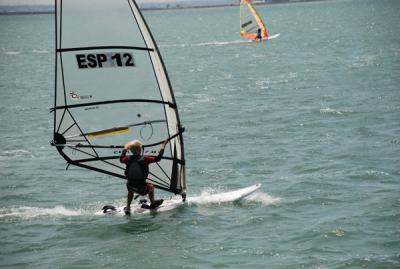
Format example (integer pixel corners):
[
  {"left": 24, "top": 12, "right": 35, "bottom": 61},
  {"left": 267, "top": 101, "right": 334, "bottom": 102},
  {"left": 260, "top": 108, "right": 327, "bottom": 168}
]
[
  {"left": 185, "top": 93, "right": 214, "bottom": 107},
  {"left": 320, "top": 107, "right": 342, "bottom": 114},
  {"left": 0, "top": 206, "right": 82, "bottom": 219},
  {"left": 331, "top": 228, "right": 345, "bottom": 237},
  {"left": 390, "top": 139, "right": 400, "bottom": 145},
  {"left": 191, "top": 40, "right": 246, "bottom": 47},
  {"left": 32, "top": 49, "right": 49, "bottom": 54},
  {"left": 3, "top": 149, "right": 31, "bottom": 155},
  {"left": 366, "top": 170, "right": 390, "bottom": 177},
  {"left": 0, "top": 149, "right": 34, "bottom": 159},
  {"left": 159, "top": 39, "right": 246, "bottom": 48},
  {"left": 193, "top": 93, "right": 214, "bottom": 103},
  {"left": 320, "top": 107, "right": 353, "bottom": 115},
  {"left": 350, "top": 55, "right": 377, "bottom": 68},
  {"left": 337, "top": 254, "right": 397, "bottom": 268},
  {"left": 350, "top": 169, "right": 393, "bottom": 181},
  {"left": 4, "top": 51, "right": 21, "bottom": 55}
]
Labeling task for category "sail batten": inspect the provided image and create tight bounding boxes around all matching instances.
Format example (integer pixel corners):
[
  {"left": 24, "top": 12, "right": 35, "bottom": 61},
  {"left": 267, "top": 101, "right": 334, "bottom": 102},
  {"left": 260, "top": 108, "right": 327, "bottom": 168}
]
[
  {"left": 52, "top": 0, "right": 186, "bottom": 196},
  {"left": 57, "top": 46, "right": 154, "bottom": 53},
  {"left": 51, "top": 99, "right": 176, "bottom": 112}
]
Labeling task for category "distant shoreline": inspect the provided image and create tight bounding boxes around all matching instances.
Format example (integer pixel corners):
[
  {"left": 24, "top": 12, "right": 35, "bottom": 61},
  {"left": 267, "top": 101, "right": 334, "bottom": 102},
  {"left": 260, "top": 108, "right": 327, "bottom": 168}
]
[
  {"left": 0, "top": 0, "right": 325, "bottom": 15},
  {"left": 0, "top": 11, "right": 52, "bottom": 15},
  {"left": 142, "top": 0, "right": 325, "bottom": 11}
]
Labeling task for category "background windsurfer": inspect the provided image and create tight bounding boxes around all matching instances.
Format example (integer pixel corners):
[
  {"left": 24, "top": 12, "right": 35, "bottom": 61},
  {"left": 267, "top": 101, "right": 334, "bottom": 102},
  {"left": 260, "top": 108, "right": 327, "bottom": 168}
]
[
  {"left": 255, "top": 28, "right": 262, "bottom": 41},
  {"left": 120, "top": 139, "right": 168, "bottom": 215}
]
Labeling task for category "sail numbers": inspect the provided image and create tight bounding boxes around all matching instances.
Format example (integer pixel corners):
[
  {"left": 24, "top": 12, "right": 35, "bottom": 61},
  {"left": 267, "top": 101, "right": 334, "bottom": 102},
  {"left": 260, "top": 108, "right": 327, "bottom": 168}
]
[{"left": 76, "top": 52, "right": 135, "bottom": 69}]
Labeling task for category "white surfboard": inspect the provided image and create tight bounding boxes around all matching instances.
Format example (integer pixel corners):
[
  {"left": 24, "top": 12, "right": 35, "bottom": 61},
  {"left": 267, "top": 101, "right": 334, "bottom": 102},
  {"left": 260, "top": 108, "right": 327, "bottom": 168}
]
[
  {"left": 96, "top": 183, "right": 262, "bottom": 216},
  {"left": 267, "top": 33, "right": 281, "bottom": 40},
  {"left": 249, "top": 33, "right": 281, "bottom": 43},
  {"left": 96, "top": 198, "right": 185, "bottom": 216}
]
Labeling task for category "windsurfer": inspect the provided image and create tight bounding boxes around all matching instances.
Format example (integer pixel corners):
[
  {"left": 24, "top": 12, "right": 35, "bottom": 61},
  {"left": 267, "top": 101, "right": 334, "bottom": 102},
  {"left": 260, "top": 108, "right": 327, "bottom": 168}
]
[
  {"left": 120, "top": 139, "right": 168, "bottom": 215},
  {"left": 255, "top": 28, "right": 262, "bottom": 41}
]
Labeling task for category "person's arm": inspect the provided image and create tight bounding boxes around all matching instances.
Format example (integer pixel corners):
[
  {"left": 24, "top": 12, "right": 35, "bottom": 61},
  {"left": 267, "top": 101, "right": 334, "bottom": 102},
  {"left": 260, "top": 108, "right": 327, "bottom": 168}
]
[
  {"left": 154, "top": 140, "right": 168, "bottom": 162},
  {"left": 145, "top": 140, "right": 168, "bottom": 164},
  {"left": 119, "top": 144, "right": 130, "bottom": 164}
]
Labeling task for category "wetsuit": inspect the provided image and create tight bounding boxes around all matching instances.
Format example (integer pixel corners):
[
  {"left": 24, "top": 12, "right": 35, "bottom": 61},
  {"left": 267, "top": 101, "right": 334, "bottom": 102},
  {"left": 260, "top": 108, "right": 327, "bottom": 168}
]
[{"left": 256, "top": 29, "right": 262, "bottom": 40}]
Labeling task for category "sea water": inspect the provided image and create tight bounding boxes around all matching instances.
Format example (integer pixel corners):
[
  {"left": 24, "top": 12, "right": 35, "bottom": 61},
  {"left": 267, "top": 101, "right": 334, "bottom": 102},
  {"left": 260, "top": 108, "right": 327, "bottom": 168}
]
[{"left": 0, "top": 0, "right": 399, "bottom": 268}]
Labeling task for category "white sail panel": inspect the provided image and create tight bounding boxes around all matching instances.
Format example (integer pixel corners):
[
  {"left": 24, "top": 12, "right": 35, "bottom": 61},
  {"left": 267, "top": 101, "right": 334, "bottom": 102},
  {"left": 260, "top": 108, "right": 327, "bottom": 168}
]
[{"left": 59, "top": 0, "right": 146, "bottom": 48}]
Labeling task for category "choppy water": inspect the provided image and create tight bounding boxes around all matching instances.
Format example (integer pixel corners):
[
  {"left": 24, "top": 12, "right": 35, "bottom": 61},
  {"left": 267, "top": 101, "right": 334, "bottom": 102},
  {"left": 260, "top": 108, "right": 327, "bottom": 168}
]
[{"left": 1, "top": 0, "right": 399, "bottom": 268}]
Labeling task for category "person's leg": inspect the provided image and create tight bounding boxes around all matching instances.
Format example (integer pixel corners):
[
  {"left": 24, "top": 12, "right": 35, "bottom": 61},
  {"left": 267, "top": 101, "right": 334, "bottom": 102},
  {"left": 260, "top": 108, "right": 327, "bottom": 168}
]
[
  {"left": 127, "top": 191, "right": 134, "bottom": 208},
  {"left": 125, "top": 184, "right": 134, "bottom": 215},
  {"left": 146, "top": 183, "right": 163, "bottom": 209},
  {"left": 146, "top": 183, "right": 155, "bottom": 204}
]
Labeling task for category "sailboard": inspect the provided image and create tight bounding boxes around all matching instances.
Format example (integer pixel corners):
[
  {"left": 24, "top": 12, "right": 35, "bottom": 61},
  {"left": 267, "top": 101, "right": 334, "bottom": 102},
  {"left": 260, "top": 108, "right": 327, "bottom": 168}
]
[
  {"left": 97, "top": 183, "right": 262, "bottom": 216},
  {"left": 51, "top": 0, "right": 186, "bottom": 199},
  {"left": 239, "top": 0, "right": 280, "bottom": 42}
]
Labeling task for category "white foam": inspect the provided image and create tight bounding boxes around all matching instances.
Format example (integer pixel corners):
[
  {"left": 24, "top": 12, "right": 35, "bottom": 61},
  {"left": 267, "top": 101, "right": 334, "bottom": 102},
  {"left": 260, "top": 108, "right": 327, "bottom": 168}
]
[
  {"left": 188, "top": 187, "right": 227, "bottom": 204},
  {"left": 0, "top": 206, "right": 82, "bottom": 219},
  {"left": 244, "top": 192, "right": 281, "bottom": 205},
  {"left": 187, "top": 186, "right": 279, "bottom": 206},
  {"left": 5, "top": 187, "right": 278, "bottom": 218}
]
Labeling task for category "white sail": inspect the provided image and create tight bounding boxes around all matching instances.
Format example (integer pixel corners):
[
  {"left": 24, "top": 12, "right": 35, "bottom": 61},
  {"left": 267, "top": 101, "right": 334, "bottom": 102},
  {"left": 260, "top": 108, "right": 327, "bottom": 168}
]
[{"left": 52, "top": 0, "right": 186, "bottom": 196}]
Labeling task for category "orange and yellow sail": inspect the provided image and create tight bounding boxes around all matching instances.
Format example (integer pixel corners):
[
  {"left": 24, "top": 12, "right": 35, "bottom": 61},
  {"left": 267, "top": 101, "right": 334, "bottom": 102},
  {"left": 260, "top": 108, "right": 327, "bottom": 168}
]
[{"left": 240, "top": 0, "right": 268, "bottom": 40}]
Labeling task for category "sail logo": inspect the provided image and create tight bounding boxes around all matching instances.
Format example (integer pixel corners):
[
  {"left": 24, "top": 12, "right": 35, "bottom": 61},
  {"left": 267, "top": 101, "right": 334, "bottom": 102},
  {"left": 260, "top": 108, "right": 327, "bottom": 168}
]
[
  {"left": 76, "top": 52, "right": 135, "bottom": 69},
  {"left": 69, "top": 91, "right": 92, "bottom": 100}
]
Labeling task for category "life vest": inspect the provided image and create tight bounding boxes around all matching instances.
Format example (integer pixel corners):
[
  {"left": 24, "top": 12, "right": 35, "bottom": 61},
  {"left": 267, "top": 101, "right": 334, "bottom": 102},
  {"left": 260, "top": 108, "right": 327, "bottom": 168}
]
[{"left": 125, "top": 156, "right": 149, "bottom": 187}]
